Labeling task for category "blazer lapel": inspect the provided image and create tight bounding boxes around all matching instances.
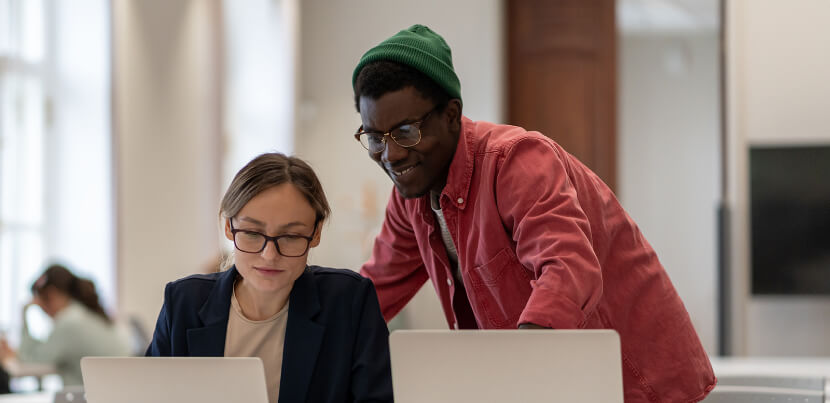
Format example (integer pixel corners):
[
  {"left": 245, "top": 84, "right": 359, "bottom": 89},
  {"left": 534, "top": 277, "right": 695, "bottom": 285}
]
[
  {"left": 186, "top": 267, "right": 237, "bottom": 357},
  {"left": 278, "top": 268, "right": 324, "bottom": 403}
]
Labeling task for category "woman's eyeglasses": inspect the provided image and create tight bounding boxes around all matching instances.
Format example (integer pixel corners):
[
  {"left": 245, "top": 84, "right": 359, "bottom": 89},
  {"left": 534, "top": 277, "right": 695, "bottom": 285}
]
[{"left": 229, "top": 218, "right": 319, "bottom": 257}]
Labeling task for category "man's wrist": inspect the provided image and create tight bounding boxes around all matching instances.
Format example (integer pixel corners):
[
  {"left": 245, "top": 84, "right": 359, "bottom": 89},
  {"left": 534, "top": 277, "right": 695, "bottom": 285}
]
[{"left": 518, "top": 322, "right": 548, "bottom": 329}]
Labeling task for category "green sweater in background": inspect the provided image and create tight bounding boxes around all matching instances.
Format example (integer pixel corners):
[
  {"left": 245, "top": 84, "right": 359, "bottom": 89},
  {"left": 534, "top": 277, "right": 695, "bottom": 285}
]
[{"left": 18, "top": 301, "right": 132, "bottom": 386}]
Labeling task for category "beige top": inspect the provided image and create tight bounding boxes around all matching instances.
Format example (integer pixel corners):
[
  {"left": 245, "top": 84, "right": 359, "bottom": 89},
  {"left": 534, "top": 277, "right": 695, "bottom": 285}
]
[{"left": 224, "top": 288, "right": 289, "bottom": 403}]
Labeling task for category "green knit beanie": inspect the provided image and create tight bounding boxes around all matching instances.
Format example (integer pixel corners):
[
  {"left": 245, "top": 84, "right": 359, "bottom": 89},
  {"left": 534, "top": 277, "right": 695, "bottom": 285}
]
[{"left": 352, "top": 24, "right": 462, "bottom": 101}]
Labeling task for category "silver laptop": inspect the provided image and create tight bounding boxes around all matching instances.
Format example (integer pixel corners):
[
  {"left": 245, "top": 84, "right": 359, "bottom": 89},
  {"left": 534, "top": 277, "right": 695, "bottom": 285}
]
[
  {"left": 390, "top": 329, "right": 623, "bottom": 403},
  {"left": 80, "top": 357, "right": 268, "bottom": 403}
]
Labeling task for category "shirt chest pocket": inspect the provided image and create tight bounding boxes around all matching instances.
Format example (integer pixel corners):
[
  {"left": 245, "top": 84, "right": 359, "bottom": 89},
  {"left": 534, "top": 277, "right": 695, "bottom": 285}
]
[
  {"left": 463, "top": 247, "right": 532, "bottom": 328},
  {"left": 466, "top": 247, "right": 525, "bottom": 285}
]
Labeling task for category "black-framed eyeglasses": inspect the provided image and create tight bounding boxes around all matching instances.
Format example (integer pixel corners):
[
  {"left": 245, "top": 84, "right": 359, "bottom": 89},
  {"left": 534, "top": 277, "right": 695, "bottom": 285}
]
[
  {"left": 354, "top": 106, "right": 440, "bottom": 155},
  {"left": 229, "top": 217, "right": 319, "bottom": 257}
]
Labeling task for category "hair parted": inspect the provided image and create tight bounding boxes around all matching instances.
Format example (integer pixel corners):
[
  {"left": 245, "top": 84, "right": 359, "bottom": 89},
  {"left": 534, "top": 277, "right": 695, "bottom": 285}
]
[{"left": 220, "top": 152, "right": 331, "bottom": 225}]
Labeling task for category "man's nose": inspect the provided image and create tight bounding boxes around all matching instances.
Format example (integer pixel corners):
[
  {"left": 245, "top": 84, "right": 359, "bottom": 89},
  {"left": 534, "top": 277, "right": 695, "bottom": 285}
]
[{"left": 381, "top": 138, "right": 408, "bottom": 163}]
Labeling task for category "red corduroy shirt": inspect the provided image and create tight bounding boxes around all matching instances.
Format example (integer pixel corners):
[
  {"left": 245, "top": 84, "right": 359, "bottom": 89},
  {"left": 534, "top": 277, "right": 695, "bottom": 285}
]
[{"left": 361, "top": 117, "right": 716, "bottom": 402}]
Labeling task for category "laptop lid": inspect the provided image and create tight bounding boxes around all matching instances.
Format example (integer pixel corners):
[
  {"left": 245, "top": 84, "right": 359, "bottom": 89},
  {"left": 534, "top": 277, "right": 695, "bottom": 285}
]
[
  {"left": 80, "top": 357, "right": 268, "bottom": 403},
  {"left": 390, "top": 329, "right": 623, "bottom": 403}
]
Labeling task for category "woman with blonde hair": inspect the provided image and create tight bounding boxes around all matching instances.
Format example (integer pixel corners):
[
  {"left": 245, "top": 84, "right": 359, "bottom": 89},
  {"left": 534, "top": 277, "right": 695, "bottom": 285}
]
[{"left": 146, "top": 153, "right": 392, "bottom": 403}]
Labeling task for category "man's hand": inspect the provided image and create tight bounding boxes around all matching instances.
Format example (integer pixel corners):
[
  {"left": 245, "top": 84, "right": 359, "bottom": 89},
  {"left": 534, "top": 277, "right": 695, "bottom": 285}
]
[{"left": 518, "top": 322, "right": 548, "bottom": 329}]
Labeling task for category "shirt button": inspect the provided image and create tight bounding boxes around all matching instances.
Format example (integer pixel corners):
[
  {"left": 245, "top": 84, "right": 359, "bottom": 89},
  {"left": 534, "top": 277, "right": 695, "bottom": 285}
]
[
  {"left": 457, "top": 197, "right": 464, "bottom": 204},
  {"left": 446, "top": 278, "right": 452, "bottom": 287}
]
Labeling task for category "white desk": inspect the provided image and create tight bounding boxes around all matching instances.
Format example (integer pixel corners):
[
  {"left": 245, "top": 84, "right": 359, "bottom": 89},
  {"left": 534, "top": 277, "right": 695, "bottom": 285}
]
[
  {"left": 712, "top": 356, "right": 830, "bottom": 395},
  {"left": 0, "top": 391, "right": 52, "bottom": 402},
  {"left": 3, "top": 357, "right": 829, "bottom": 403},
  {"left": 711, "top": 356, "right": 830, "bottom": 378},
  {"left": 2, "top": 359, "right": 57, "bottom": 392},
  {"left": 3, "top": 361, "right": 56, "bottom": 379}
]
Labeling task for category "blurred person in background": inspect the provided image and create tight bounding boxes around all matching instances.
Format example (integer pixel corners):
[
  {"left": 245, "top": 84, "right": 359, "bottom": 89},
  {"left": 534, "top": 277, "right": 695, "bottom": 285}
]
[{"left": 0, "top": 264, "right": 132, "bottom": 387}]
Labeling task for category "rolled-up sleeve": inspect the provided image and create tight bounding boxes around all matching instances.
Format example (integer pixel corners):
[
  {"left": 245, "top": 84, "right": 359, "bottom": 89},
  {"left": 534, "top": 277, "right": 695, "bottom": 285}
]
[
  {"left": 359, "top": 190, "right": 430, "bottom": 322},
  {"left": 495, "top": 137, "right": 603, "bottom": 329}
]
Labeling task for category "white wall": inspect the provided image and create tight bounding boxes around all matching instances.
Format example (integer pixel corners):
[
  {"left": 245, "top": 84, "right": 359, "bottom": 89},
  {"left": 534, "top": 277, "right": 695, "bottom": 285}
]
[
  {"left": 296, "top": 0, "right": 503, "bottom": 328},
  {"left": 726, "top": 0, "right": 830, "bottom": 355},
  {"left": 618, "top": 33, "right": 721, "bottom": 354},
  {"left": 106, "top": 0, "right": 731, "bottom": 340},
  {"left": 222, "top": 0, "right": 298, "bottom": 183},
  {"left": 113, "top": 0, "right": 223, "bottom": 331}
]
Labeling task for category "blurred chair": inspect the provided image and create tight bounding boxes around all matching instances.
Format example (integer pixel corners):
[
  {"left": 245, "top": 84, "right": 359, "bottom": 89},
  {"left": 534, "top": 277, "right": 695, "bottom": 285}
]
[
  {"left": 702, "top": 385, "right": 824, "bottom": 403},
  {"left": 0, "top": 365, "right": 8, "bottom": 394}
]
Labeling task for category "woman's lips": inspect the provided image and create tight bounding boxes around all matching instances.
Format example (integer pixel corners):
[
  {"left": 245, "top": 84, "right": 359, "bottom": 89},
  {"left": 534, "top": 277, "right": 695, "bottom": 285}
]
[{"left": 254, "top": 267, "right": 284, "bottom": 276}]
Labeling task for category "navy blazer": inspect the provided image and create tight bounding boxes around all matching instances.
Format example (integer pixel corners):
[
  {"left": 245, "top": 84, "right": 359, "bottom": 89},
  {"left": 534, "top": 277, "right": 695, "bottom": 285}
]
[{"left": 146, "top": 265, "right": 393, "bottom": 403}]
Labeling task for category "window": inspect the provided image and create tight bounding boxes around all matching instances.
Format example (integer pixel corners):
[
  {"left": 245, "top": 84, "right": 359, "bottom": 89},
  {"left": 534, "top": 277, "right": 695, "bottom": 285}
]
[
  {"left": 222, "top": 0, "right": 297, "bottom": 183},
  {"left": 0, "top": 0, "right": 49, "bottom": 342},
  {"left": 0, "top": 0, "right": 113, "bottom": 344}
]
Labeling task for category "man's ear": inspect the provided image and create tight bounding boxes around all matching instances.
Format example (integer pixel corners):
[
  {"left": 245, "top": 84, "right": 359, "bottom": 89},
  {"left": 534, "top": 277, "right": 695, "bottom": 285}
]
[
  {"left": 310, "top": 221, "right": 323, "bottom": 248},
  {"left": 224, "top": 218, "right": 234, "bottom": 241},
  {"left": 445, "top": 98, "right": 463, "bottom": 133}
]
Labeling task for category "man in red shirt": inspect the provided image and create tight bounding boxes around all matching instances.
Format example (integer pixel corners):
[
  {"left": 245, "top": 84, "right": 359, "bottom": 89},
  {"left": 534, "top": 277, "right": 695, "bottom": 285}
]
[{"left": 354, "top": 24, "right": 716, "bottom": 402}]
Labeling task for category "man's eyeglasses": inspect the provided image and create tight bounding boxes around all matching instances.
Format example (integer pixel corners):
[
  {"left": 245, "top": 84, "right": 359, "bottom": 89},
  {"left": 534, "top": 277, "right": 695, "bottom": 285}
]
[
  {"left": 229, "top": 218, "right": 319, "bottom": 257},
  {"left": 354, "top": 106, "right": 439, "bottom": 154}
]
